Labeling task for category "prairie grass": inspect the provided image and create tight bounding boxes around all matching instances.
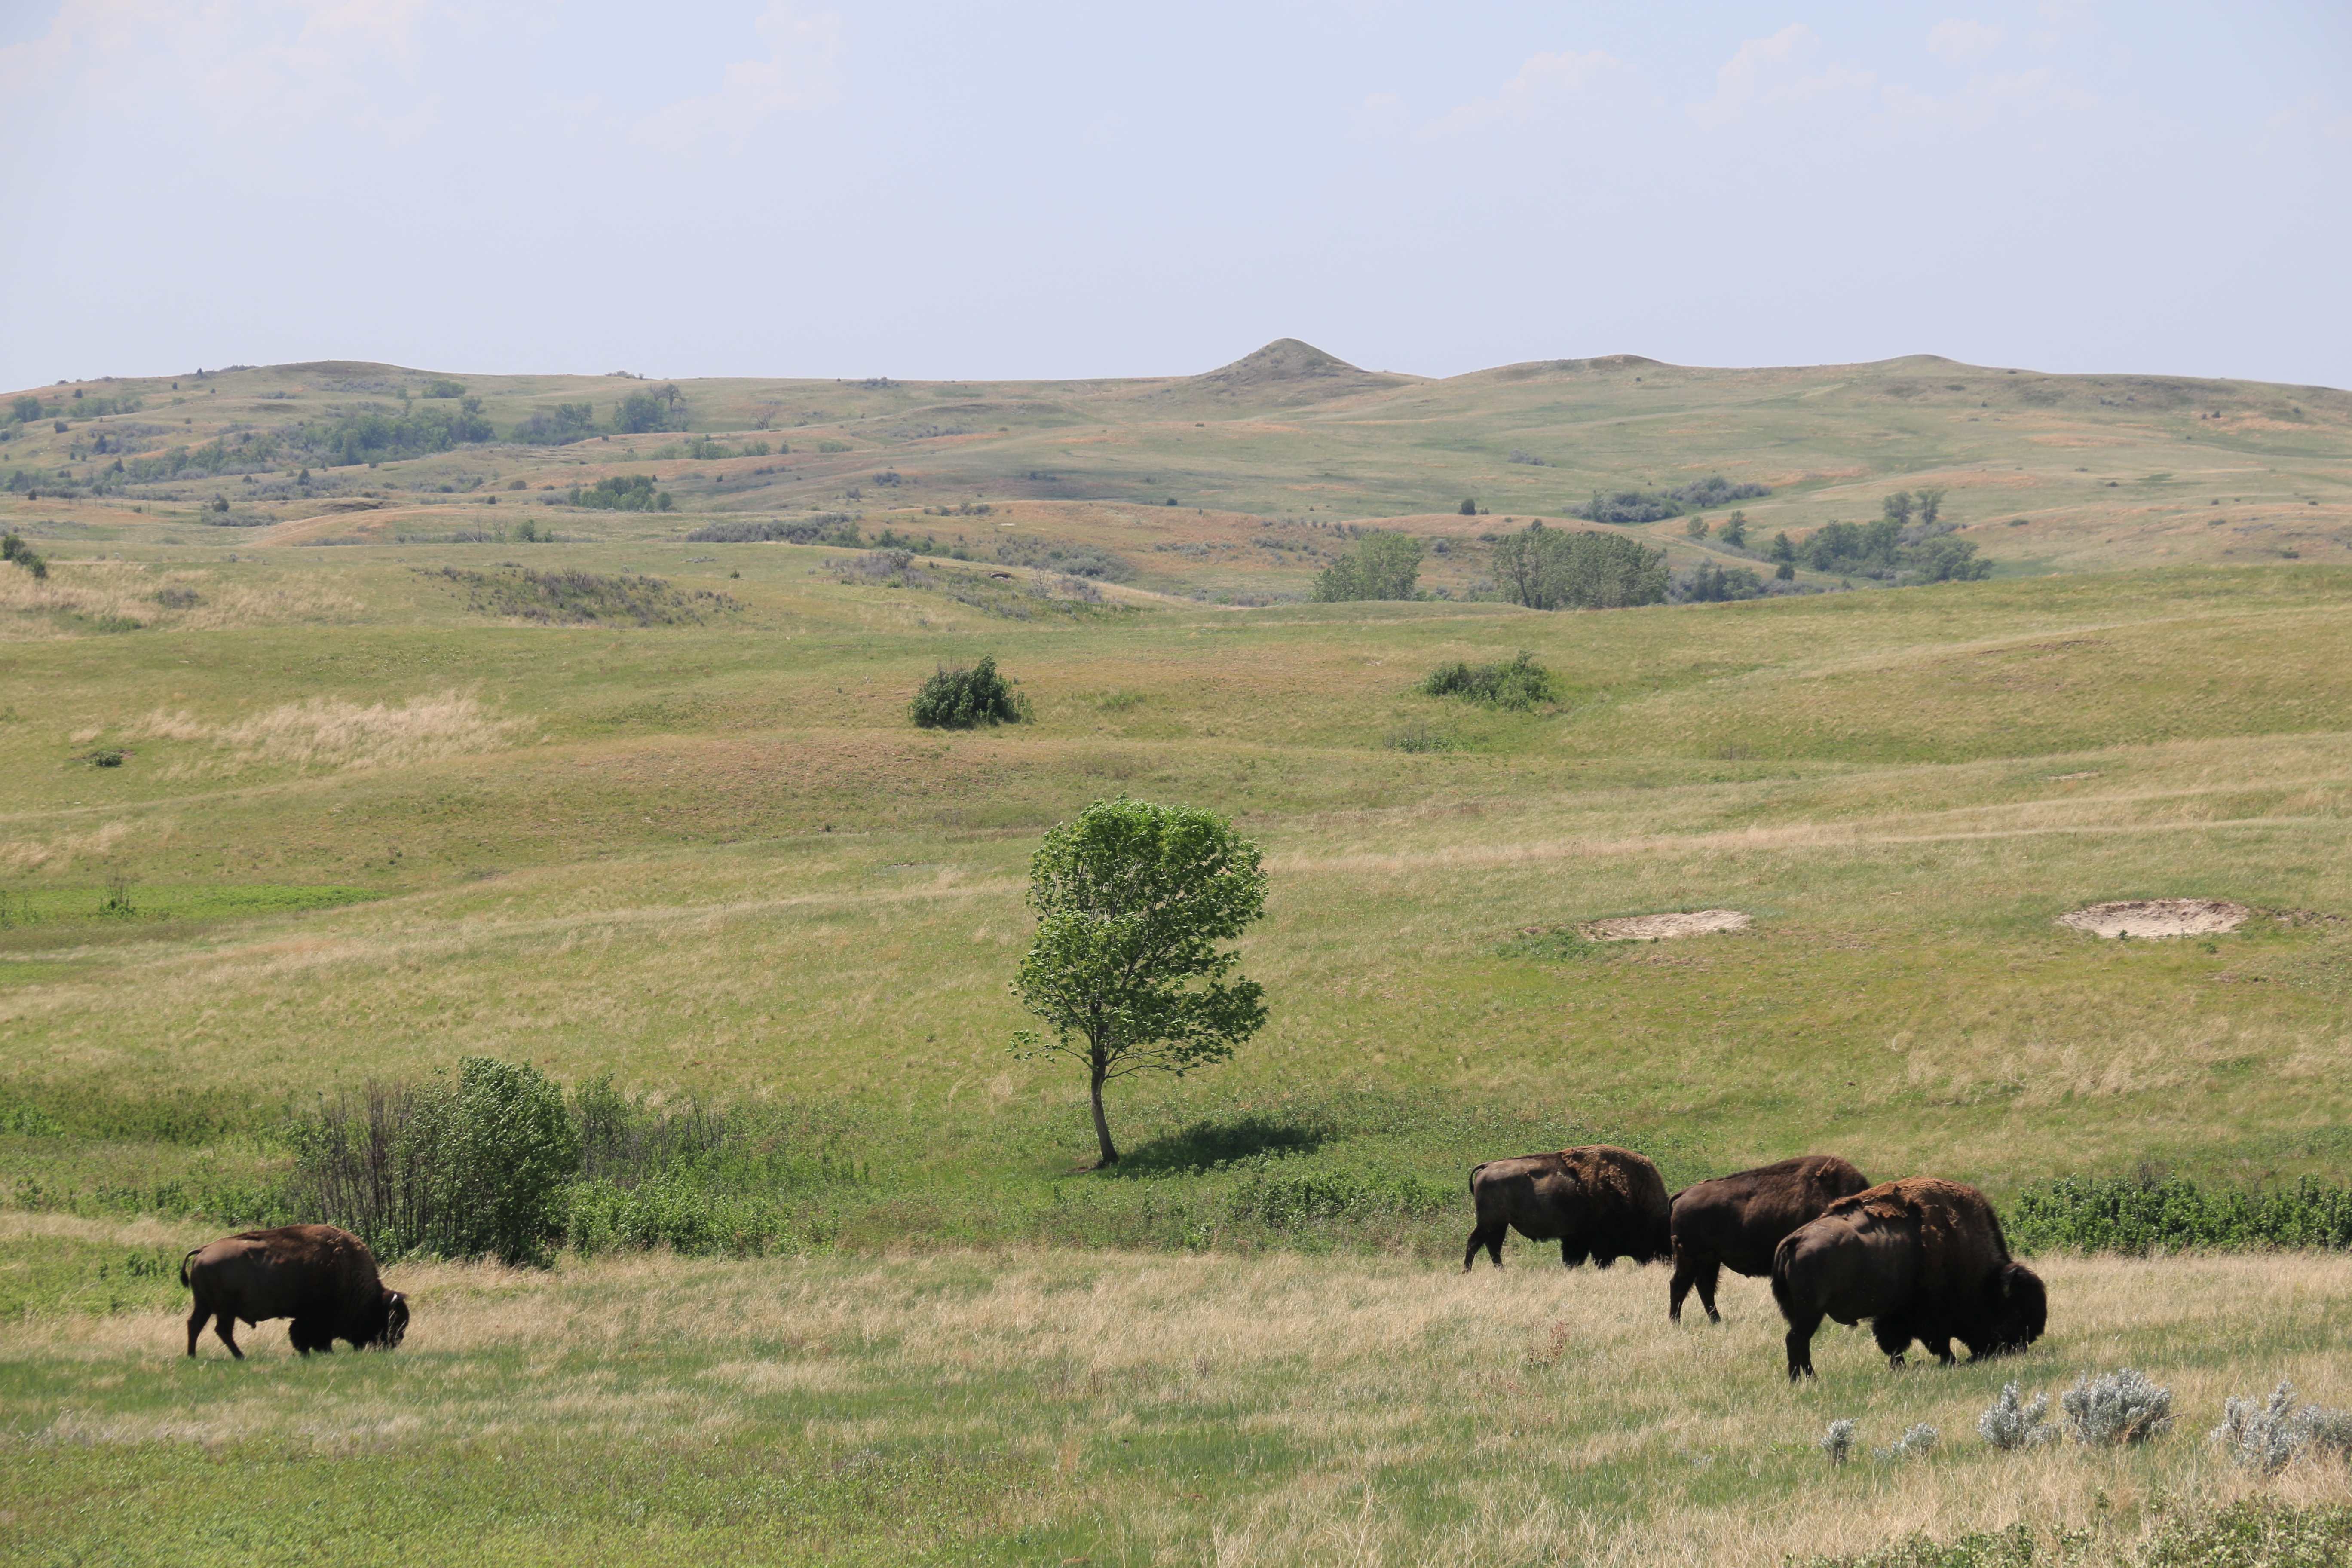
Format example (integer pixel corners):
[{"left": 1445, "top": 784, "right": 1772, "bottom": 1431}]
[
  {"left": 4, "top": 1230, "right": 2352, "bottom": 1564},
  {"left": 130, "top": 689, "right": 530, "bottom": 775}
]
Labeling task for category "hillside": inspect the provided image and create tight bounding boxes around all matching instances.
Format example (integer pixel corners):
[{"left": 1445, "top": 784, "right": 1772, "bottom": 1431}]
[{"left": 4, "top": 344, "right": 2348, "bottom": 595}]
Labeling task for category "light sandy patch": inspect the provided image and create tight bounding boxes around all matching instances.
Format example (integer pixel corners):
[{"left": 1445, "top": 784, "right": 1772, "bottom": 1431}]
[
  {"left": 1586, "top": 909, "right": 1751, "bottom": 941},
  {"left": 2059, "top": 898, "right": 2251, "bottom": 939}
]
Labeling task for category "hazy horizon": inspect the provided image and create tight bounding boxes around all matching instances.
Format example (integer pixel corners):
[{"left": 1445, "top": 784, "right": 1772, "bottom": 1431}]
[{"left": 3, "top": 1, "right": 2347, "bottom": 392}]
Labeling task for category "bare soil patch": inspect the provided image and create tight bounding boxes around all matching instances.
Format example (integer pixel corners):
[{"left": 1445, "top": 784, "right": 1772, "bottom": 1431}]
[
  {"left": 2058, "top": 899, "right": 2251, "bottom": 939},
  {"left": 1586, "top": 908, "right": 1751, "bottom": 941}
]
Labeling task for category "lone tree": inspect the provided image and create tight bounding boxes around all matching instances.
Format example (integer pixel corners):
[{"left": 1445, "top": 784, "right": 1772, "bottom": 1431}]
[{"left": 1012, "top": 798, "right": 1268, "bottom": 1166}]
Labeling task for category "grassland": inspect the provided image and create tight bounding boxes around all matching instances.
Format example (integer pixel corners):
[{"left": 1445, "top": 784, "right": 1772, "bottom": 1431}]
[{"left": 3, "top": 345, "right": 2352, "bottom": 1562}]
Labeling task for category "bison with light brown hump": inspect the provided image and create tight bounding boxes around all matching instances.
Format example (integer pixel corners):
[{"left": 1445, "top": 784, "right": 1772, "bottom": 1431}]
[
  {"left": 1770, "top": 1177, "right": 2046, "bottom": 1380},
  {"left": 181, "top": 1224, "right": 409, "bottom": 1359},
  {"left": 1668, "top": 1154, "right": 1871, "bottom": 1323},
  {"left": 1464, "top": 1145, "right": 1672, "bottom": 1271}
]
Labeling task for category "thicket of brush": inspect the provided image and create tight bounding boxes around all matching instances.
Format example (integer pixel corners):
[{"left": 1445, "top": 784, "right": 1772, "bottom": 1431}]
[{"left": 2006, "top": 1172, "right": 2352, "bottom": 1253}]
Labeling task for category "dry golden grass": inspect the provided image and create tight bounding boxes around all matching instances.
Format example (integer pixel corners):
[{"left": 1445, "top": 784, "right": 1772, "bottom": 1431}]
[
  {"left": 8, "top": 1234, "right": 2350, "bottom": 1565},
  {"left": 0, "top": 558, "right": 359, "bottom": 637},
  {"left": 130, "top": 688, "right": 530, "bottom": 775}
]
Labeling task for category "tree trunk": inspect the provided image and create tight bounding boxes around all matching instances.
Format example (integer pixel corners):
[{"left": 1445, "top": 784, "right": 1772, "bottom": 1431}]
[{"left": 1089, "top": 1055, "right": 1119, "bottom": 1167}]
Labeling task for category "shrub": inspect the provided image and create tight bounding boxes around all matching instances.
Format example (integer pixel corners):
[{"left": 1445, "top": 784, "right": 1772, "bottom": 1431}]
[
  {"left": 687, "top": 514, "right": 863, "bottom": 545},
  {"left": 1821, "top": 1419, "right": 1857, "bottom": 1466},
  {"left": 1880, "top": 1423, "right": 1937, "bottom": 1461},
  {"left": 283, "top": 1057, "right": 580, "bottom": 1265},
  {"left": 1311, "top": 530, "right": 1422, "bottom": 601},
  {"left": 993, "top": 536, "right": 1133, "bottom": 581},
  {"left": 1978, "top": 1383, "right": 2059, "bottom": 1450},
  {"left": 911, "top": 656, "right": 1029, "bottom": 728},
  {"left": 2213, "top": 1382, "right": 2352, "bottom": 1475},
  {"left": 9, "top": 395, "right": 39, "bottom": 424},
  {"left": 1674, "top": 562, "right": 1765, "bottom": 603},
  {"left": 1575, "top": 488, "right": 1682, "bottom": 524},
  {"left": 569, "top": 474, "right": 672, "bottom": 511},
  {"left": 431, "top": 566, "right": 735, "bottom": 625},
  {"left": 2061, "top": 1369, "right": 2173, "bottom": 1446},
  {"left": 1384, "top": 721, "right": 1457, "bottom": 753},
  {"left": 2005, "top": 1172, "right": 2352, "bottom": 1253},
  {"left": 1668, "top": 475, "right": 1770, "bottom": 507},
  {"left": 1419, "top": 651, "right": 1556, "bottom": 709},
  {"left": 1458, "top": 498, "right": 1476, "bottom": 515},
  {"left": 418, "top": 377, "right": 467, "bottom": 398},
  {"left": 2, "top": 531, "right": 46, "bottom": 579},
  {"left": 613, "top": 389, "right": 673, "bottom": 433}
]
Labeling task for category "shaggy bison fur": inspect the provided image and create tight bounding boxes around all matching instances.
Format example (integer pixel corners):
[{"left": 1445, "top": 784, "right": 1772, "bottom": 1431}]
[
  {"left": 1668, "top": 1154, "right": 1871, "bottom": 1323},
  {"left": 181, "top": 1224, "right": 408, "bottom": 1359},
  {"left": 1464, "top": 1145, "right": 1672, "bottom": 1271},
  {"left": 1770, "top": 1177, "right": 2046, "bottom": 1380}
]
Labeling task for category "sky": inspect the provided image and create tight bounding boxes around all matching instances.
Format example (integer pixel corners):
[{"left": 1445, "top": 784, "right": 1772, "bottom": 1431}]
[{"left": 1, "top": 0, "right": 2346, "bottom": 390}]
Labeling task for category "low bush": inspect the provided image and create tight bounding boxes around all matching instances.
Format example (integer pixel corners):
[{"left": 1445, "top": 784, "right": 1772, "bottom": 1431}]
[
  {"left": 1821, "top": 1419, "right": 1856, "bottom": 1466},
  {"left": 1669, "top": 475, "right": 1770, "bottom": 507},
  {"left": 430, "top": 566, "right": 738, "bottom": 625},
  {"left": 1574, "top": 488, "right": 1682, "bottom": 524},
  {"left": 686, "top": 513, "right": 863, "bottom": 545},
  {"left": 2006, "top": 1172, "right": 2352, "bottom": 1253},
  {"left": 911, "top": 656, "right": 1029, "bottom": 728},
  {"left": 1801, "top": 1502, "right": 2352, "bottom": 1568},
  {"left": 2, "top": 531, "right": 46, "bottom": 579},
  {"left": 2061, "top": 1368, "right": 2173, "bottom": 1447},
  {"left": 1418, "top": 650, "right": 1556, "bottom": 709},
  {"left": 509, "top": 403, "right": 596, "bottom": 445},
  {"left": 2213, "top": 1381, "right": 2352, "bottom": 1475},
  {"left": 1978, "top": 1383, "right": 2059, "bottom": 1449},
  {"left": 569, "top": 474, "right": 672, "bottom": 511},
  {"left": 993, "top": 536, "right": 1133, "bottom": 581}
]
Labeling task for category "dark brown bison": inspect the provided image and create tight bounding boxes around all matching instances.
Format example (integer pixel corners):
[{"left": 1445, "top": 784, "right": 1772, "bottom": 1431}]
[
  {"left": 1464, "top": 1145, "right": 1671, "bottom": 1271},
  {"left": 181, "top": 1224, "right": 409, "bottom": 1359},
  {"left": 1668, "top": 1154, "right": 1871, "bottom": 1323},
  {"left": 1770, "top": 1177, "right": 2046, "bottom": 1380}
]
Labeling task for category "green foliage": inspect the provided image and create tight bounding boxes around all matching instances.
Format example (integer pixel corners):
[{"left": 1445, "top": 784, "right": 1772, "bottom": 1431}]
[
  {"left": 301, "top": 398, "right": 493, "bottom": 464},
  {"left": 1458, "top": 498, "right": 1477, "bottom": 515},
  {"left": 1677, "top": 561, "right": 1766, "bottom": 602},
  {"left": 2006, "top": 1173, "right": 2352, "bottom": 1253},
  {"left": 910, "top": 655, "right": 1029, "bottom": 728},
  {"left": 1669, "top": 476, "right": 1770, "bottom": 507},
  {"left": 417, "top": 378, "right": 467, "bottom": 399},
  {"left": 283, "top": 1057, "right": 580, "bottom": 1265},
  {"left": 1576, "top": 488, "right": 1682, "bottom": 524},
  {"left": 510, "top": 403, "right": 596, "bottom": 445},
  {"left": 1490, "top": 520, "right": 1668, "bottom": 609},
  {"left": 993, "top": 536, "right": 1133, "bottom": 581},
  {"left": 2, "top": 531, "right": 47, "bottom": 579},
  {"left": 1418, "top": 649, "right": 1556, "bottom": 709},
  {"left": 430, "top": 566, "right": 737, "bottom": 625},
  {"left": 1883, "top": 490, "right": 1917, "bottom": 526},
  {"left": 686, "top": 514, "right": 863, "bottom": 545},
  {"left": 1012, "top": 799, "right": 1269, "bottom": 1165},
  {"left": 1719, "top": 510, "right": 1749, "bottom": 547},
  {"left": 569, "top": 474, "right": 672, "bottom": 511},
  {"left": 613, "top": 390, "right": 674, "bottom": 434},
  {"left": 9, "top": 395, "right": 40, "bottom": 424},
  {"left": 1311, "top": 530, "right": 1423, "bottom": 601},
  {"left": 1797, "top": 518, "right": 1993, "bottom": 582}
]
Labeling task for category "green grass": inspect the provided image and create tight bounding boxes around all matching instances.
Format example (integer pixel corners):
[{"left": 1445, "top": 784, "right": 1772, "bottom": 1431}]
[{"left": 6, "top": 418, "right": 2352, "bottom": 1560}]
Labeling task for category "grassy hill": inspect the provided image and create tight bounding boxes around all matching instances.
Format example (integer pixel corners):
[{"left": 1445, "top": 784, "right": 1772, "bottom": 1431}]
[{"left": 5, "top": 344, "right": 2352, "bottom": 1565}]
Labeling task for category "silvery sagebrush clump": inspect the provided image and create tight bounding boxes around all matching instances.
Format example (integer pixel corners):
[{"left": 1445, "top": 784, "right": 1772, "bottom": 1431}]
[
  {"left": 2061, "top": 1368, "right": 2174, "bottom": 1447},
  {"left": 2213, "top": 1382, "right": 2352, "bottom": 1475},
  {"left": 1979, "top": 1383, "right": 2060, "bottom": 1450},
  {"left": 1821, "top": 1419, "right": 1857, "bottom": 1467},
  {"left": 1884, "top": 1423, "right": 1938, "bottom": 1461}
]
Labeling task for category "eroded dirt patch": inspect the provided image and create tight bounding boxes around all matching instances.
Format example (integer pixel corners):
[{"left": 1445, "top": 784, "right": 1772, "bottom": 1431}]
[
  {"left": 2059, "top": 899, "right": 2251, "bottom": 939},
  {"left": 1586, "top": 909, "right": 1752, "bottom": 941}
]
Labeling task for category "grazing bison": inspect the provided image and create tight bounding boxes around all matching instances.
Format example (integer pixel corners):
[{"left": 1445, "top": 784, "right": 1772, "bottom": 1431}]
[
  {"left": 1668, "top": 1154, "right": 1871, "bottom": 1324},
  {"left": 1464, "top": 1145, "right": 1671, "bottom": 1272},
  {"left": 181, "top": 1224, "right": 408, "bottom": 1359},
  {"left": 1770, "top": 1177, "right": 2045, "bottom": 1380}
]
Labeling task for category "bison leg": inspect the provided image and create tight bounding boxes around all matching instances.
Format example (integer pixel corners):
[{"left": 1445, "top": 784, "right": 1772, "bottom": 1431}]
[
  {"left": 1872, "top": 1315, "right": 1915, "bottom": 1370},
  {"left": 186, "top": 1302, "right": 208, "bottom": 1358},
  {"left": 1464, "top": 1224, "right": 1505, "bottom": 1272},
  {"left": 1562, "top": 1238, "right": 1593, "bottom": 1270},
  {"left": 1924, "top": 1337, "right": 1956, "bottom": 1366},
  {"left": 1690, "top": 1259, "right": 1722, "bottom": 1323},
  {"left": 1783, "top": 1311, "right": 1822, "bottom": 1381},
  {"left": 214, "top": 1315, "right": 244, "bottom": 1360}
]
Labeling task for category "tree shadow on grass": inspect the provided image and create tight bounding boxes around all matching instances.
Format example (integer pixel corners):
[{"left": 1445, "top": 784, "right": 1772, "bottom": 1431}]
[{"left": 1109, "top": 1112, "right": 1338, "bottom": 1177}]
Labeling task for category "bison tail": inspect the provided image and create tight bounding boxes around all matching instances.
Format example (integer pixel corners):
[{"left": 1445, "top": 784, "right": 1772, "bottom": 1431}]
[
  {"left": 178, "top": 1250, "right": 197, "bottom": 1289},
  {"left": 1467, "top": 1162, "right": 1485, "bottom": 1197}
]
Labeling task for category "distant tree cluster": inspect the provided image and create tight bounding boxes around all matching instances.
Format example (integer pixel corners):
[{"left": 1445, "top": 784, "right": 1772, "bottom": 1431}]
[
  {"left": 1672, "top": 561, "right": 1766, "bottom": 602},
  {"left": 1311, "top": 530, "right": 1422, "bottom": 601},
  {"left": 1575, "top": 489, "right": 1684, "bottom": 524},
  {"left": 1767, "top": 490, "right": 1990, "bottom": 583},
  {"left": 511, "top": 404, "right": 597, "bottom": 445},
  {"left": 1491, "top": 521, "right": 1667, "bottom": 609},
  {"left": 569, "top": 475, "right": 673, "bottom": 512},
  {"left": 613, "top": 384, "right": 686, "bottom": 434},
  {"left": 686, "top": 514, "right": 863, "bottom": 545},
  {"left": 303, "top": 398, "right": 494, "bottom": 465},
  {"left": 1669, "top": 475, "right": 1771, "bottom": 508}
]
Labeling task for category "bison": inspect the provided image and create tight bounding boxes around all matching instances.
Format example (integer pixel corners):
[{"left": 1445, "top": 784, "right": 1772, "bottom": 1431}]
[
  {"left": 1464, "top": 1145, "right": 1671, "bottom": 1272},
  {"left": 1668, "top": 1154, "right": 1871, "bottom": 1324},
  {"left": 181, "top": 1224, "right": 409, "bottom": 1359},
  {"left": 1770, "top": 1177, "right": 2045, "bottom": 1380}
]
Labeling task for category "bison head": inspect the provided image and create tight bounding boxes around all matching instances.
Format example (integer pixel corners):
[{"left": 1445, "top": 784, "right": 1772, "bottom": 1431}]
[
  {"left": 1984, "top": 1263, "right": 2046, "bottom": 1354},
  {"left": 372, "top": 1289, "right": 410, "bottom": 1349}
]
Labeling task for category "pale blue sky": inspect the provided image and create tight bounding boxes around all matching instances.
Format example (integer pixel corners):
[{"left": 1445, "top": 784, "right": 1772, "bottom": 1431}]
[{"left": 1, "top": 1, "right": 2345, "bottom": 389}]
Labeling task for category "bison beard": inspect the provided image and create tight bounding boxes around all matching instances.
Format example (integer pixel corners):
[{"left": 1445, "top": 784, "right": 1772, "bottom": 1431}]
[
  {"left": 181, "top": 1224, "right": 409, "bottom": 1360},
  {"left": 1464, "top": 1145, "right": 1672, "bottom": 1272},
  {"left": 1668, "top": 1154, "right": 1871, "bottom": 1324},
  {"left": 1770, "top": 1177, "right": 2046, "bottom": 1380}
]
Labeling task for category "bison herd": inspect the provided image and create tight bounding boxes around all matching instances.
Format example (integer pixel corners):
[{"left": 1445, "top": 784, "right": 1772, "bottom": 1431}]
[
  {"left": 1468, "top": 1146, "right": 2046, "bottom": 1379},
  {"left": 181, "top": 1150, "right": 2042, "bottom": 1384}
]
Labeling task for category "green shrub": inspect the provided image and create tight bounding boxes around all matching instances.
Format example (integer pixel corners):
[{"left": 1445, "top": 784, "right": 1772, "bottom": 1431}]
[
  {"left": 911, "top": 656, "right": 1029, "bottom": 728},
  {"left": 2006, "top": 1173, "right": 2352, "bottom": 1253},
  {"left": 1418, "top": 650, "right": 1556, "bottom": 709},
  {"left": 569, "top": 474, "right": 671, "bottom": 511},
  {"left": 1490, "top": 521, "right": 1667, "bottom": 609},
  {"left": 510, "top": 403, "right": 596, "bottom": 445},
  {"left": 1, "top": 531, "right": 46, "bottom": 579}
]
